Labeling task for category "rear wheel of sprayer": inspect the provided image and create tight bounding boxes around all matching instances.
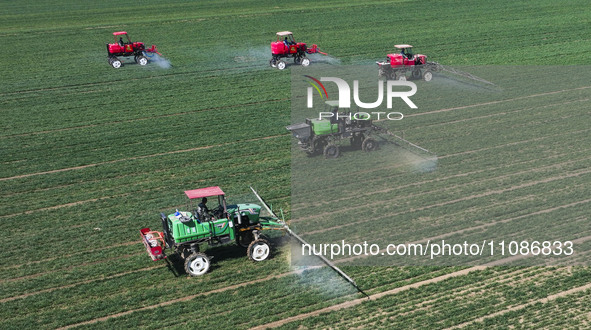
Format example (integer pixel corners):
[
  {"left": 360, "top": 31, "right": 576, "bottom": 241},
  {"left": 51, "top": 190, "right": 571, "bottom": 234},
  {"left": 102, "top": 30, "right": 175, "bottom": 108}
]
[
  {"left": 301, "top": 58, "right": 310, "bottom": 67},
  {"left": 248, "top": 239, "right": 271, "bottom": 262},
  {"left": 323, "top": 144, "right": 340, "bottom": 159},
  {"left": 423, "top": 71, "right": 433, "bottom": 82},
  {"left": 269, "top": 58, "right": 277, "bottom": 68},
  {"left": 412, "top": 69, "right": 422, "bottom": 79},
  {"left": 362, "top": 137, "right": 378, "bottom": 152},
  {"left": 110, "top": 57, "right": 121, "bottom": 69},
  {"left": 276, "top": 61, "right": 286, "bottom": 70},
  {"left": 184, "top": 252, "right": 210, "bottom": 276}
]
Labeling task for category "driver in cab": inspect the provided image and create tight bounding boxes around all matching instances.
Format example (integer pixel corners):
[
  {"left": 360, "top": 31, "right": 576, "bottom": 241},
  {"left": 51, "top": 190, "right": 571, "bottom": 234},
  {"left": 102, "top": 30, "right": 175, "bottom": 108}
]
[{"left": 196, "top": 197, "right": 223, "bottom": 221}]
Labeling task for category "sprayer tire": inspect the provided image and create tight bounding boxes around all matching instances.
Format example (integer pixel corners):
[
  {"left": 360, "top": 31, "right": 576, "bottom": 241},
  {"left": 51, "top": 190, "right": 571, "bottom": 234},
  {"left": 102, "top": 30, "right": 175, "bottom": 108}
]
[
  {"left": 247, "top": 239, "right": 271, "bottom": 262},
  {"left": 184, "top": 252, "right": 210, "bottom": 276},
  {"left": 110, "top": 58, "right": 122, "bottom": 69},
  {"left": 301, "top": 58, "right": 310, "bottom": 66},
  {"left": 423, "top": 71, "right": 433, "bottom": 82},
  {"left": 412, "top": 69, "right": 422, "bottom": 79},
  {"left": 136, "top": 55, "right": 148, "bottom": 66},
  {"left": 323, "top": 144, "right": 340, "bottom": 159},
  {"left": 277, "top": 61, "right": 287, "bottom": 70},
  {"left": 362, "top": 137, "right": 378, "bottom": 152},
  {"left": 269, "top": 59, "right": 277, "bottom": 68}
]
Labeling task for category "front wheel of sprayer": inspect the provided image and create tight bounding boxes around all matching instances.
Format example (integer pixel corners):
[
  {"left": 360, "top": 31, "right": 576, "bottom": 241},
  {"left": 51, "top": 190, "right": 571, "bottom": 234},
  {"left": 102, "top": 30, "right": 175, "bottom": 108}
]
[
  {"left": 323, "top": 144, "right": 340, "bottom": 158},
  {"left": 301, "top": 58, "right": 310, "bottom": 67},
  {"left": 423, "top": 71, "right": 433, "bottom": 82},
  {"left": 412, "top": 69, "right": 422, "bottom": 79},
  {"left": 269, "top": 58, "right": 277, "bottom": 68},
  {"left": 184, "top": 252, "right": 210, "bottom": 276},
  {"left": 135, "top": 55, "right": 148, "bottom": 66},
  {"left": 276, "top": 61, "right": 286, "bottom": 70},
  {"left": 109, "top": 57, "right": 121, "bottom": 69},
  {"left": 248, "top": 239, "right": 271, "bottom": 262},
  {"left": 362, "top": 137, "right": 378, "bottom": 152}
]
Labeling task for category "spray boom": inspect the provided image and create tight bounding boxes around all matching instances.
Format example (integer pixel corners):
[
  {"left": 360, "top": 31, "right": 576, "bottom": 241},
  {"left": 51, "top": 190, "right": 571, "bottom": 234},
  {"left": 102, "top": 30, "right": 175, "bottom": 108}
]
[{"left": 249, "top": 186, "right": 369, "bottom": 298}]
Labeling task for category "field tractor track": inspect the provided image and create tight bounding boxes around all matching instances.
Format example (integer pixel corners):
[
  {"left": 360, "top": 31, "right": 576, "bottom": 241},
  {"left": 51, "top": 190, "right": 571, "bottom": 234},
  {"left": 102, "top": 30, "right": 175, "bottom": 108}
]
[
  {"left": 446, "top": 283, "right": 591, "bottom": 329},
  {"left": 55, "top": 269, "right": 309, "bottom": 330},
  {"left": 0, "top": 98, "right": 288, "bottom": 140},
  {"left": 293, "top": 155, "right": 591, "bottom": 229},
  {"left": 406, "top": 85, "right": 591, "bottom": 118},
  {"left": 0, "top": 134, "right": 287, "bottom": 182},
  {"left": 0, "top": 264, "right": 164, "bottom": 304}
]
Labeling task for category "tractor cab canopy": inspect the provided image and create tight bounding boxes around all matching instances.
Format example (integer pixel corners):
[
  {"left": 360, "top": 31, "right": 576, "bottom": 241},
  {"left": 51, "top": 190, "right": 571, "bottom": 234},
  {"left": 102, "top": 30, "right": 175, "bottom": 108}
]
[
  {"left": 113, "top": 31, "right": 131, "bottom": 45},
  {"left": 394, "top": 44, "right": 414, "bottom": 57},
  {"left": 184, "top": 186, "right": 227, "bottom": 219},
  {"left": 276, "top": 31, "right": 295, "bottom": 44},
  {"left": 184, "top": 186, "right": 225, "bottom": 199}
]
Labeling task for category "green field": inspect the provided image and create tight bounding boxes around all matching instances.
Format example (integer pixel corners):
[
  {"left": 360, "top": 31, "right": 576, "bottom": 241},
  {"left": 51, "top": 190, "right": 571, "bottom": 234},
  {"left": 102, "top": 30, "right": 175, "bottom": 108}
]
[{"left": 1, "top": 0, "right": 590, "bottom": 328}]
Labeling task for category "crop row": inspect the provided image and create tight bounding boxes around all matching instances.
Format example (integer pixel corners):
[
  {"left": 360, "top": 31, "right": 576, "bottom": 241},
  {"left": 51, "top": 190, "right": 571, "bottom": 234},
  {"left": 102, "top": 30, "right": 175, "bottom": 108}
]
[{"left": 272, "top": 267, "right": 591, "bottom": 329}]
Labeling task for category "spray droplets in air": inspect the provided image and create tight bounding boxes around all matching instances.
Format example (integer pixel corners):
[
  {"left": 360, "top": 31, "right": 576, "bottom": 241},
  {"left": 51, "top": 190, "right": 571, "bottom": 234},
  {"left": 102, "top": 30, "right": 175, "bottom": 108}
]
[
  {"left": 308, "top": 53, "right": 341, "bottom": 65},
  {"left": 147, "top": 53, "right": 172, "bottom": 69}
]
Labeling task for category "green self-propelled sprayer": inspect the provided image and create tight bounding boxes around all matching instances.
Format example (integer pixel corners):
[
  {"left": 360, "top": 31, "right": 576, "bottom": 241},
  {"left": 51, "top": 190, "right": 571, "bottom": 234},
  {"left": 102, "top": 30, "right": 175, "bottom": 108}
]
[{"left": 140, "top": 186, "right": 367, "bottom": 296}]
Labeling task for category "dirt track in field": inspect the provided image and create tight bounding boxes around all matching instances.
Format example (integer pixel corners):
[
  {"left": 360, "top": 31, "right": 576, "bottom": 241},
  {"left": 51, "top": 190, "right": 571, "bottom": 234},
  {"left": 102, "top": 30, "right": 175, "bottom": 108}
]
[
  {"left": 0, "top": 264, "right": 164, "bottom": 304},
  {"left": 405, "top": 85, "right": 591, "bottom": 118},
  {"left": 0, "top": 134, "right": 286, "bottom": 182},
  {"left": 446, "top": 282, "right": 591, "bottom": 329},
  {"left": 0, "top": 240, "right": 138, "bottom": 272},
  {"left": 250, "top": 266, "right": 487, "bottom": 329},
  {"left": 55, "top": 269, "right": 308, "bottom": 330},
  {"left": 0, "top": 98, "right": 288, "bottom": 139},
  {"left": 296, "top": 161, "right": 591, "bottom": 236},
  {"left": 252, "top": 243, "right": 591, "bottom": 330}
]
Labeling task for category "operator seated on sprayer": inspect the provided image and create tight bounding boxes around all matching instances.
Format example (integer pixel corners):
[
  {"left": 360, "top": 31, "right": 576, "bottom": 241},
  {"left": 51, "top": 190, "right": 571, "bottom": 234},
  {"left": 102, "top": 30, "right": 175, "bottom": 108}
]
[
  {"left": 196, "top": 197, "right": 212, "bottom": 221},
  {"left": 401, "top": 47, "right": 413, "bottom": 60},
  {"left": 283, "top": 37, "right": 294, "bottom": 47},
  {"left": 196, "top": 197, "right": 224, "bottom": 221}
]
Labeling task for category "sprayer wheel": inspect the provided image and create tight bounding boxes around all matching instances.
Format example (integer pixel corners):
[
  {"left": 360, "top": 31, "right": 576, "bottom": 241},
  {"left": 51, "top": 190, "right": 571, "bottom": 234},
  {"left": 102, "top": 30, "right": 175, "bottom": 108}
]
[
  {"left": 323, "top": 144, "right": 340, "bottom": 159},
  {"left": 110, "top": 57, "right": 122, "bottom": 69},
  {"left": 184, "top": 252, "right": 210, "bottom": 276},
  {"left": 362, "top": 137, "right": 378, "bottom": 152},
  {"left": 247, "top": 239, "right": 271, "bottom": 262},
  {"left": 412, "top": 69, "right": 422, "bottom": 79},
  {"left": 301, "top": 58, "right": 310, "bottom": 66},
  {"left": 423, "top": 71, "right": 433, "bottom": 82},
  {"left": 277, "top": 61, "right": 287, "bottom": 70},
  {"left": 136, "top": 55, "right": 148, "bottom": 66}
]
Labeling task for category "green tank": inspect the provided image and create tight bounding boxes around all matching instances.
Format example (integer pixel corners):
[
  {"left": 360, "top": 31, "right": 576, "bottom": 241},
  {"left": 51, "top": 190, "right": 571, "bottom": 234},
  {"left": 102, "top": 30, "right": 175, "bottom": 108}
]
[{"left": 311, "top": 118, "right": 339, "bottom": 135}]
